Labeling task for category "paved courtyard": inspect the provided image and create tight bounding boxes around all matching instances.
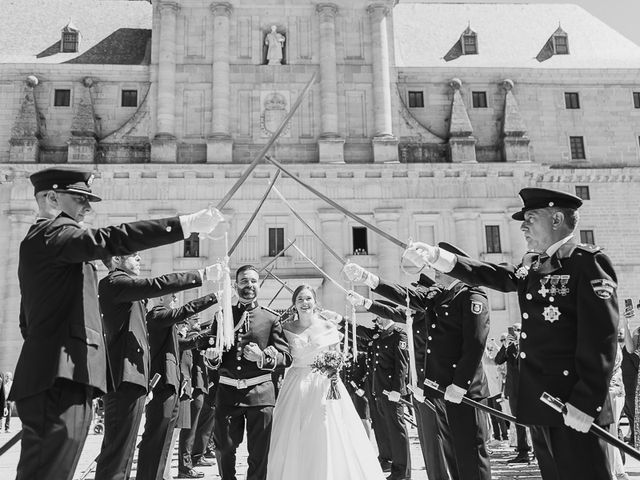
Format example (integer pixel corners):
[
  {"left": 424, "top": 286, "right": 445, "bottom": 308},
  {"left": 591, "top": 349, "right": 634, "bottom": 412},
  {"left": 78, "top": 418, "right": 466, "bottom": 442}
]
[{"left": 1, "top": 416, "right": 640, "bottom": 479}]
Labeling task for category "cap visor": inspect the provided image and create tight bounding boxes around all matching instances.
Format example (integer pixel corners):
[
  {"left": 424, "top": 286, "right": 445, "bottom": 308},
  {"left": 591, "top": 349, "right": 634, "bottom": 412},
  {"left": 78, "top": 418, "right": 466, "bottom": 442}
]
[
  {"left": 63, "top": 188, "right": 102, "bottom": 202},
  {"left": 511, "top": 210, "right": 525, "bottom": 221}
]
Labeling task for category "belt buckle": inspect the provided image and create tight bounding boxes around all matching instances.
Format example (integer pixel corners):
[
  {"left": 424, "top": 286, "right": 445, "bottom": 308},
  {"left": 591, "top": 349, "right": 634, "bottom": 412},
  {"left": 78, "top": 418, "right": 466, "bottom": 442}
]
[{"left": 237, "top": 379, "right": 248, "bottom": 389}]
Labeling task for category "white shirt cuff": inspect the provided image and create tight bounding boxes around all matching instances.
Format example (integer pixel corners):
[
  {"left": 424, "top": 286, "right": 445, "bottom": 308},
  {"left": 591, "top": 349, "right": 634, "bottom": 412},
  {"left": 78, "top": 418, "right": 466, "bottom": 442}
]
[{"left": 431, "top": 248, "right": 457, "bottom": 273}]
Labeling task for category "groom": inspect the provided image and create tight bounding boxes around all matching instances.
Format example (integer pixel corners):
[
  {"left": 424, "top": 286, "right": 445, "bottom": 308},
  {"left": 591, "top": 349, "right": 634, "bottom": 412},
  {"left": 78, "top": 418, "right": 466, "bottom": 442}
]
[{"left": 211, "top": 265, "right": 292, "bottom": 480}]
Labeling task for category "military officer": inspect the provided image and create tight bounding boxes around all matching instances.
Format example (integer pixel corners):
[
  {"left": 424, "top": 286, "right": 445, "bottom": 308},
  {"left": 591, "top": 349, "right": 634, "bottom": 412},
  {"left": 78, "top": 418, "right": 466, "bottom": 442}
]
[
  {"left": 211, "top": 265, "right": 292, "bottom": 480},
  {"left": 12, "top": 167, "right": 223, "bottom": 480},
  {"left": 136, "top": 293, "right": 219, "bottom": 480},
  {"left": 402, "top": 187, "right": 619, "bottom": 480},
  {"left": 96, "top": 254, "right": 224, "bottom": 480},
  {"left": 365, "top": 307, "right": 411, "bottom": 480}
]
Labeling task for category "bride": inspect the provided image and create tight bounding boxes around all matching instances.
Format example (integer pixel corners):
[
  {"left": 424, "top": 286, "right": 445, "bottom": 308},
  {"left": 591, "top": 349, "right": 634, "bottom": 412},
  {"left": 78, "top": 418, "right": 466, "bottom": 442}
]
[{"left": 266, "top": 284, "right": 387, "bottom": 480}]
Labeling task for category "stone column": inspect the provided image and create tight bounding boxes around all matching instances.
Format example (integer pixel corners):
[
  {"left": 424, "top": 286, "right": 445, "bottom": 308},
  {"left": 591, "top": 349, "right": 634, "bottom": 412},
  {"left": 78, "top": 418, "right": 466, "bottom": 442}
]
[
  {"left": 318, "top": 210, "right": 344, "bottom": 308},
  {"left": 374, "top": 208, "right": 401, "bottom": 283},
  {"left": 452, "top": 209, "right": 480, "bottom": 257},
  {"left": 448, "top": 78, "right": 477, "bottom": 163},
  {"left": 316, "top": 4, "right": 344, "bottom": 163},
  {"left": 9, "top": 75, "right": 40, "bottom": 163},
  {"left": 367, "top": 3, "right": 398, "bottom": 163},
  {"left": 149, "top": 209, "right": 177, "bottom": 277},
  {"left": 208, "top": 2, "right": 233, "bottom": 163},
  {"left": 2, "top": 211, "right": 35, "bottom": 372},
  {"left": 152, "top": 1, "right": 180, "bottom": 163},
  {"left": 501, "top": 79, "right": 531, "bottom": 163}
]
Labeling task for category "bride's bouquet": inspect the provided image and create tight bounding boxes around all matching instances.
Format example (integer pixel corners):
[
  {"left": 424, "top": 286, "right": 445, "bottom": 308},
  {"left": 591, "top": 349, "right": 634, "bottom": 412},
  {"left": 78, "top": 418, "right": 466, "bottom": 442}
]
[{"left": 311, "top": 350, "right": 346, "bottom": 400}]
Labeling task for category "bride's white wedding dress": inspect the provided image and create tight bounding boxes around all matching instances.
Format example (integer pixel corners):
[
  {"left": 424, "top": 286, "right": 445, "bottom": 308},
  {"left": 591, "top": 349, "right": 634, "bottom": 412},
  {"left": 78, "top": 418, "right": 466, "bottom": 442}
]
[{"left": 266, "top": 322, "right": 386, "bottom": 480}]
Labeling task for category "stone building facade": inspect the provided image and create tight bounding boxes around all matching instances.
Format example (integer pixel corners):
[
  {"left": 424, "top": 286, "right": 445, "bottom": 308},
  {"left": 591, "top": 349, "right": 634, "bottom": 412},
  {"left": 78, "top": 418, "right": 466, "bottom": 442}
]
[{"left": 0, "top": 0, "right": 639, "bottom": 371}]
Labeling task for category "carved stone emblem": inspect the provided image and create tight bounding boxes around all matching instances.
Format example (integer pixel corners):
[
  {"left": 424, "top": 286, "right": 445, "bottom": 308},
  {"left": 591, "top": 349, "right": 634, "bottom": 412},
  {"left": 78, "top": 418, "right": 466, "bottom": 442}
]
[{"left": 260, "top": 91, "right": 291, "bottom": 138}]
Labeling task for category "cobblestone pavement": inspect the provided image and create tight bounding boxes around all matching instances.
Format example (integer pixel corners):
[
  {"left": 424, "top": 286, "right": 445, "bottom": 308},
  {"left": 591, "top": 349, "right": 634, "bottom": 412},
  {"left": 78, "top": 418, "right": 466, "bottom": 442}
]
[{"left": 1, "top": 418, "right": 639, "bottom": 479}]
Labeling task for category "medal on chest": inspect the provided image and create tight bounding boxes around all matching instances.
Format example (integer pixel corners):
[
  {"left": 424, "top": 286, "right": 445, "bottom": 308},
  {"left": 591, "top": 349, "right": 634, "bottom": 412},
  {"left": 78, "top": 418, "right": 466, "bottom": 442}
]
[{"left": 542, "top": 305, "right": 561, "bottom": 323}]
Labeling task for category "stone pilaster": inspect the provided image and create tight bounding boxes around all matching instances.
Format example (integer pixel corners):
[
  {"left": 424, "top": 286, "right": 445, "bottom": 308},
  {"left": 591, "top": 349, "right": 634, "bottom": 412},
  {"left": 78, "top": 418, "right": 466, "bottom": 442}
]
[
  {"left": 68, "top": 77, "right": 98, "bottom": 163},
  {"left": 368, "top": 4, "right": 398, "bottom": 162},
  {"left": 208, "top": 2, "right": 233, "bottom": 164},
  {"left": 9, "top": 75, "right": 40, "bottom": 163},
  {"left": 452, "top": 209, "right": 480, "bottom": 257},
  {"left": 318, "top": 210, "right": 344, "bottom": 307},
  {"left": 316, "top": 4, "right": 344, "bottom": 163},
  {"left": 448, "top": 78, "right": 477, "bottom": 163},
  {"left": 374, "top": 208, "right": 401, "bottom": 283},
  {"left": 152, "top": 0, "right": 180, "bottom": 163},
  {"left": 501, "top": 79, "right": 531, "bottom": 163},
  {"left": 148, "top": 209, "right": 178, "bottom": 277}
]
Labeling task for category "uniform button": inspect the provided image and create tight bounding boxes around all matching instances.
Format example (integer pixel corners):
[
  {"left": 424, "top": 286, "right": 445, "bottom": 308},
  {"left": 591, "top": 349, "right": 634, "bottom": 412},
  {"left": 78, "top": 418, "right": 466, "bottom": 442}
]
[
  {"left": 467, "top": 380, "right": 471, "bottom": 385},
  {"left": 444, "top": 312, "right": 449, "bottom": 316},
  {"left": 166, "top": 226, "right": 172, "bottom": 232},
  {"left": 237, "top": 366, "right": 242, "bottom": 370},
  {"left": 385, "top": 346, "right": 388, "bottom": 349},
  {"left": 520, "top": 352, "right": 526, "bottom": 359},
  {"left": 428, "top": 336, "right": 432, "bottom": 341},
  {"left": 526, "top": 293, "right": 532, "bottom": 300},
  {"left": 138, "top": 348, "right": 142, "bottom": 353},
  {"left": 192, "top": 280, "right": 196, "bottom": 284},
  {"left": 522, "top": 313, "right": 529, "bottom": 319},
  {"left": 549, "top": 297, "right": 554, "bottom": 302},
  {"left": 416, "top": 330, "right": 420, "bottom": 335},
  {"left": 452, "top": 364, "right": 457, "bottom": 368},
  {"left": 375, "top": 361, "right": 379, "bottom": 364},
  {"left": 520, "top": 332, "right": 527, "bottom": 339},
  {"left": 431, "top": 324, "right": 436, "bottom": 328},
  {"left": 426, "top": 349, "right": 431, "bottom": 354},
  {"left": 596, "top": 406, "right": 602, "bottom": 412},
  {"left": 388, "top": 375, "right": 392, "bottom": 378},
  {"left": 563, "top": 370, "right": 569, "bottom": 376}
]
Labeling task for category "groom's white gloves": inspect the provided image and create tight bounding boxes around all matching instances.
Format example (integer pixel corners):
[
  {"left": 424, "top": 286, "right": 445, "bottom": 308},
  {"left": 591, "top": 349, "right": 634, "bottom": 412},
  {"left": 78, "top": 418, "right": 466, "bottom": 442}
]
[
  {"left": 402, "top": 241, "right": 457, "bottom": 273},
  {"left": 179, "top": 207, "right": 224, "bottom": 239},
  {"left": 346, "top": 290, "right": 372, "bottom": 310},
  {"left": 243, "top": 342, "right": 264, "bottom": 363},
  {"left": 386, "top": 391, "right": 402, "bottom": 403},
  {"left": 563, "top": 403, "right": 595, "bottom": 433},
  {"left": 342, "top": 263, "right": 379, "bottom": 289},
  {"left": 444, "top": 384, "right": 466, "bottom": 404}
]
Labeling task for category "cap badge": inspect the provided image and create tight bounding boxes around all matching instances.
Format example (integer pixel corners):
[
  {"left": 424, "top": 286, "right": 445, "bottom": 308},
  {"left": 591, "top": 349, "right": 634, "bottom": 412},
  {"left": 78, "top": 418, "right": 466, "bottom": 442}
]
[{"left": 87, "top": 174, "right": 94, "bottom": 186}]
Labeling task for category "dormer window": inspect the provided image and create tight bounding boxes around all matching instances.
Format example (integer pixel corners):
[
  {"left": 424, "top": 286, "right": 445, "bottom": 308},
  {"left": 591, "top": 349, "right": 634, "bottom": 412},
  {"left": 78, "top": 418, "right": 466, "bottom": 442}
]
[
  {"left": 61, "top": 21, "right": 80, "bottom": 53},
  {"left": 553, "top": 32, "right": 569, "bottom": 54},
  {"left": 461, "top": 28, "right": 478, "bottom": 55}
]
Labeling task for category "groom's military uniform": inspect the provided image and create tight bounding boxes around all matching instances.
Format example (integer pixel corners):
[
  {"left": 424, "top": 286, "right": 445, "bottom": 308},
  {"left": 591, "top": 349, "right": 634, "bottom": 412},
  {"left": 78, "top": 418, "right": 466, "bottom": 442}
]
[{"left": 212, "top": 301, "right": 291, "bottom": 480}]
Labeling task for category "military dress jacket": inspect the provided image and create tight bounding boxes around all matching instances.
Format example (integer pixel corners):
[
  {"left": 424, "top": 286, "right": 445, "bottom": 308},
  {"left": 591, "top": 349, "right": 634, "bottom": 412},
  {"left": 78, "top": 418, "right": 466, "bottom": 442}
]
[
  {"left": 99, "top": 269, "right": 204, "bottom": 392},
  {"left": 374, "top": 279, "right": 490, "bottom": 400},
  {"left": 147, "top": 294, "right": 217, "bottom": 393},
  {"left": 366, "top": 323, "right": 409, "bottom": 397},
  {"left": 215, "top": 302, "right": 292, "bottom": 408},
  {"left": 450, "top": 241, "right": 618, "bottom": 426},
  {"left": 13, "top": 213, "right": 185, "bottom": 401}
]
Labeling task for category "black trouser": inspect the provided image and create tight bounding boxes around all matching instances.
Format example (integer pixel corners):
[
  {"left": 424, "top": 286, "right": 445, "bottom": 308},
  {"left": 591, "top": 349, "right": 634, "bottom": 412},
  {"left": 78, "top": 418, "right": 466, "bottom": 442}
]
[
  {"left": 179, "top": 389, "right": 205, "bottom": 470},
  {"left": 487, "top": 395, "right": 509, "bottom": 441},
  {"left": 413, "top": 397, "right": 451, "bottom": 480},
  {"left": 213, "top": 403, "right": 273, "bottom": 480},
  {"left": 192, "top": 389, "right": 216, "bottom": 463},
  {"left": 15, "top": 379, "right": 93, "bottom": 480},
  {"left": 530, "top": 424, "right": 610, "bottom": 480},
  {"left": 623, "top": 392, "right": 635, "bottom": 444},
  {"left": 508, "top": 395, "right": 530, "bottom": 452},
  {"left": 95, "top": 382, "right": 146, "bottom": 480},
  {"left": 136, "top": 384, "right": 179, "bottom": 480},
  {"left": 367, "top": 391, "right": 391, "bottom": 463},
  {"left": 375, "top": 394, "right": 411, "bottom": 479},
  {"left": 433, "top": 397, "right": 492, "bottom": 480},
  {"left": 5, "top": 400, "right": 14, "bottom": 430}
]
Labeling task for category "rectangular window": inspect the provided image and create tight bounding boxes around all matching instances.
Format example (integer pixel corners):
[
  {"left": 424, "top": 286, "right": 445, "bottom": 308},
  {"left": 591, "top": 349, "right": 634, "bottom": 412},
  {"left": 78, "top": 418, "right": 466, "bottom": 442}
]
[
  {"left": 268, "top": 227, "right": 285, "bottom": 257},
  {"left": 569, "top": 136, "right": 586, "bottom": 160},
  {"left": 121, "top": 90, "right": 138, "bottom": 107},
  {"left": 352, "top": 227, "right": 368, "bottom": 255},
  {"left": 633, "top": 92, "right": 640, "bottom": 109},
  {"left": 472, "top": 91, "right": 487, "bottom": 108},
  {"left": 564, "top": 92, "right": 580, "bottom": 109},
  {"left": 463, "top": 34, "right": 477, "bottom": 54},
  {"left": 485, "top": 225, "right": 502, "bottom": 254},
  {"left": 580, "top": 230, "right": 595, "bottom": 245},
  {"left": 554, "top": 35, "right": 569, "bottom": 54},
  {"left": 575, "top": 186, "right": 590, "bottom": 200},
  {"left": 54, "top": 89, "right": 71, "bottom": 107},
  {"left": 184, "top": 233, "right": 200, "bottom": 258},
  {"left": 408, "top": 91, "right": 424, "bottom": 108},
  {"left": 61, "top": 32, "right": 78, "bottom": 52}
]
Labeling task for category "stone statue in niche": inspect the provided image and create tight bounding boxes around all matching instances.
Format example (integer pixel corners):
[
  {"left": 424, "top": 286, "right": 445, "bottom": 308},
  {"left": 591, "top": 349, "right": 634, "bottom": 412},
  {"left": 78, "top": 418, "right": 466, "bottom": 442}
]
[{"left": 265, "top": 25, "right": 285, "bottom": 65}]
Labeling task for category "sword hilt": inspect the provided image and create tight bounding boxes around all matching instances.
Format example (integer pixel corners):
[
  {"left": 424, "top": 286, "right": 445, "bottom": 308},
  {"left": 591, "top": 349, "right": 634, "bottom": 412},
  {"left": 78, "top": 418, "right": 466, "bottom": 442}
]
[
  {"left": 423, "top": 378, "right": 440, "bottom": 391},
  {"left": 540, "top": 392, "right": 566, "bottom": 414}
]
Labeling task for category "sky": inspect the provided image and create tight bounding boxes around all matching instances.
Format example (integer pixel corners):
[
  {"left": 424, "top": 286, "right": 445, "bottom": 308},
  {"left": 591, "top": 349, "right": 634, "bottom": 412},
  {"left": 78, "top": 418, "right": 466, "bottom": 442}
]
[{"left": 428, "top": 0, "right": 640, "bottom": 47}]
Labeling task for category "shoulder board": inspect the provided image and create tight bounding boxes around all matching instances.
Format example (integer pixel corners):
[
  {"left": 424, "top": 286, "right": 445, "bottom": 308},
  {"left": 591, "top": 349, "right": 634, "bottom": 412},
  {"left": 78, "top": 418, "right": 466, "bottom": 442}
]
[
  {"left": 261, "top": 306, "right": 279, "bottom": 317},
  {"left": 574, "top": 243, "right": 602, "bottom": 254}
]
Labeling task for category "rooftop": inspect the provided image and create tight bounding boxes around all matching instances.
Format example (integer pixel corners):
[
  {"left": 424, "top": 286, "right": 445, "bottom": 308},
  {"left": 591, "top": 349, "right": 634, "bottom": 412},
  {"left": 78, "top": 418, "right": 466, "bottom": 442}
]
[{"left": 394, "top": 3, "right": 640, "bottom": 69}]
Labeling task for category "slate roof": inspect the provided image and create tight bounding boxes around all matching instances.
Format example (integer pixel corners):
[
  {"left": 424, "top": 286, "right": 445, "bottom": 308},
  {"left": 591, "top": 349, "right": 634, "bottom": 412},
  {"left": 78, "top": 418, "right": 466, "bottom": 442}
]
[
  {"left": 0, "top": 0, "right": 151, "bottom": 64},
  {"left": 394, "top": 3, "right": 640, "bottom": 69}
]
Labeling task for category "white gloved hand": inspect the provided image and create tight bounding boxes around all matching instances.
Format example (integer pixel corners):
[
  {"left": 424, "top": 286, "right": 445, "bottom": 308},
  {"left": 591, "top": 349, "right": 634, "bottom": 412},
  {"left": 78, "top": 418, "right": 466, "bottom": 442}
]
[
  {"left": 202, "top": 262, "right": 228, "bottom": 282},
  {"left": 386, "top": 391, "right": 401, "bottom": 403},
  {"left": 346, "top": 290, "right": 372, "bottom": 309},
  {"left": 444, "top": 384, "right": 466, "bottom": 404},
  {"left": 204, "top": 347, "right": 220, "bottom": 362},
  {"left": 179, "top": 207, "right": 224, "bottom": 239},
  {"left": 342, "top": 262, "right": 379, "bottom": 289},
  {"left": 563, "top": 402, "right": 594, "bottom": 433},
  {"left": 403, "top": 241, "right": 439, "bottom": 268},
  {"left": 407, "top": 385, "right": 426, "bottom": 403},
  {"left": 355, "top": 388, "right": 365, "bottom": 397}
]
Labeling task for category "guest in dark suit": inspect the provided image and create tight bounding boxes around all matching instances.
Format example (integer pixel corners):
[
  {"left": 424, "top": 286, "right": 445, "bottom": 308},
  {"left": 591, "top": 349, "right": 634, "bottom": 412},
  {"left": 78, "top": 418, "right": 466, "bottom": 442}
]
[
  {"left": 13, "top": 167, "right": 223, "bottom": 480},
  {"left": 211, "top": 265, "right": 292, "bottom": 480},
  {"left": 136, "top": 293, "right": 219, "bottom": 480},
  {"left": 399, "top": 187, "right": 619, "bottom": 480},
  {"left": 95, "top": 254, "right": 224, "bottom": 480}
]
